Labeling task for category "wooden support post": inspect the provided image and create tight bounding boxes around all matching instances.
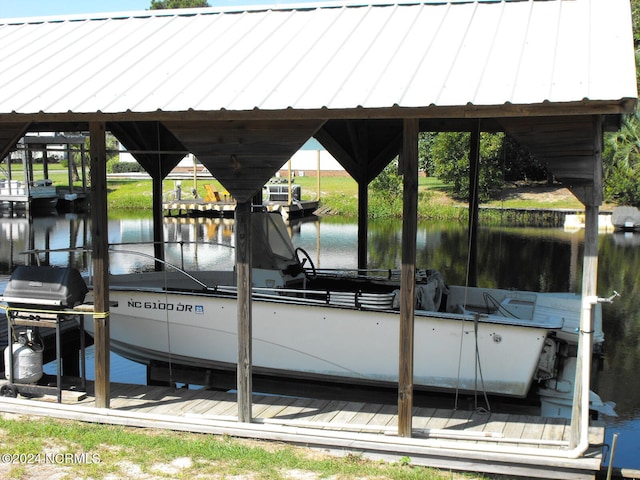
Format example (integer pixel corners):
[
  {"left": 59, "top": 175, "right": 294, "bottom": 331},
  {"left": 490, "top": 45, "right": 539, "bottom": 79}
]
[
  {"left": 152, "top": 174, "right": 165, "bottom": 271},
  {"left": 236, "top": 200, "right": 253, "bottom": 422},
  {"left": 89, "top": 121, "right": 110, "bottom": 409},
  {"left": 193, "top": 156, "right": 198, "bottom": 193},
  {"left": 6, "top": 154, "right": 12, "bottom": 181},
  {"left": 569, "top": 116, "right": 603, "bottom": 451},
  {"left": 288, "top": 159, "right": 293, "bottom": 204},
  {"left": 42, "top": 145, "right": 49, "bottom": 179},
  {"left": 357, "top": 181, "right": 368, "bottom": 270},
  {"left": 81, "top": 143, "right": 88, "bottom": 193},
  {"left": 26, "top": 145, "right": 33, "bottom": 185},
  {"left": 316, "top": 150, "right": 321, "bottom": 201},
  {"left": 467, "top": 122, "right": 480, "bottom": 287},
  {"left": 351, "top": 121, "right": 369, "bottom": 271},
  {"left": 398, "top": 118, "right": 418, "bottom": 438},
  {"left": 66, "top": 144, "right": 74, "bottom": 195},
  {"left": 570, "top": 204, "right": 598, "bottom": 449}
]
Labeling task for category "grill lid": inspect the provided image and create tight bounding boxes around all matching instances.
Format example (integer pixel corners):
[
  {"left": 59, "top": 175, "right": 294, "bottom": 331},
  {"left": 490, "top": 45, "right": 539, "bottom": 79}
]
[{"left": 0, "top": 266, "right": 88, "bottom": 308}]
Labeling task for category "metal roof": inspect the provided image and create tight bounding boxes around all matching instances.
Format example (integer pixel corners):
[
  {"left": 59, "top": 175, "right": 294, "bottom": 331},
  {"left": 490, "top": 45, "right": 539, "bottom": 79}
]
[{"left": 0, "top": 0, "right": 636, "bottom": 117}]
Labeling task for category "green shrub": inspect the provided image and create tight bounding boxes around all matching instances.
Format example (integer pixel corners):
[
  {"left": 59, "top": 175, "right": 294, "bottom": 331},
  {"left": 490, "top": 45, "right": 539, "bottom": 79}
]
[{"left": 109, "top": 161, "right": 143, "bottom": 174}]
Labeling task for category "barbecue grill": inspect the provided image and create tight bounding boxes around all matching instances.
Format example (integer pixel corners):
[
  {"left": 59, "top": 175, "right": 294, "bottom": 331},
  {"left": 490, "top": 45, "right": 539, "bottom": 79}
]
[{"left": 0, "top": 265, "right": 88, "bottom": 402}]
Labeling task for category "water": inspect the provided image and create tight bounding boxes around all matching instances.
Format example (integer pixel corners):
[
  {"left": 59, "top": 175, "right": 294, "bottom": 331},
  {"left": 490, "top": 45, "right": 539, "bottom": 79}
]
[{"left": 1, "top": 211, "right": 639, "bottom": 469}]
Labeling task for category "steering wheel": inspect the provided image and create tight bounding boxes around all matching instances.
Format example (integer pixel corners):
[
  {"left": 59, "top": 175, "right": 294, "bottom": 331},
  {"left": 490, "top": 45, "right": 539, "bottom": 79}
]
[{"left": 294, "top": 247, "right": 317, "bottom": 279}]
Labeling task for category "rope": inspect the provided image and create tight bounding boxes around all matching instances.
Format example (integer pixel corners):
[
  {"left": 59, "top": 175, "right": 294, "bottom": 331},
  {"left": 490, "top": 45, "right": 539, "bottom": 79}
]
[
  {"left": 0, "top": 304, "right": 109, "bottom": 319},
  {"left": 454, "top": 120, "right": 491, "bottom": 413},
  {"left": 473, "top": 313, "right": 491, "bottom": 412}
]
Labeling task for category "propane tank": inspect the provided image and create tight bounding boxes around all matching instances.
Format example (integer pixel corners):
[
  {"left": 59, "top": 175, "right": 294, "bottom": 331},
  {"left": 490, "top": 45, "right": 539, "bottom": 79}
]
[{"left": 4, "top": 330, "right": 43, "bottom": 384}]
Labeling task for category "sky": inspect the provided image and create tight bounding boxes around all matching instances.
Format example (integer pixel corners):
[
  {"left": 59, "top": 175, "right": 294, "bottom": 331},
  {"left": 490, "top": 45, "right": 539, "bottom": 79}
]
[{"left": 0, "top": 0, "right": 310, "bottom": 19}]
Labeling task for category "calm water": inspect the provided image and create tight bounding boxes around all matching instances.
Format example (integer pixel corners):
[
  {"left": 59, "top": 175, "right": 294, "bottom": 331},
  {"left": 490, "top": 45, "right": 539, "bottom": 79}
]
[{"left": 1, "top": 211, "right": 639, "bottom": 469}]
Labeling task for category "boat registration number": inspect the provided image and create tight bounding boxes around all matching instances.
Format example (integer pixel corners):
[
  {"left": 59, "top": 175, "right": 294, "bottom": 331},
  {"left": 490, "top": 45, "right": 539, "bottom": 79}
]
[{"left": 127, "top": 300, "right": 205, "bottom": 314}]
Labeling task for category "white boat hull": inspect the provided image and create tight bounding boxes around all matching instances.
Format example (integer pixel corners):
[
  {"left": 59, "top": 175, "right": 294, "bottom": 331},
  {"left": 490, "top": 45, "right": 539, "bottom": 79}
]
[{"left": 85, "top": 285, "right": 556, "bottom": 398}]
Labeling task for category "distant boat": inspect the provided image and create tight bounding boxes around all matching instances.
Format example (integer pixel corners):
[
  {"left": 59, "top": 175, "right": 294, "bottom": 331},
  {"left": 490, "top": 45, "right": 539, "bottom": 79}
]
[
  {"left": 0, "top": 166, "right": 58, "bottom": 211},
  {"left": 611, "top": 206, "right": 640, "bottom": 231}
]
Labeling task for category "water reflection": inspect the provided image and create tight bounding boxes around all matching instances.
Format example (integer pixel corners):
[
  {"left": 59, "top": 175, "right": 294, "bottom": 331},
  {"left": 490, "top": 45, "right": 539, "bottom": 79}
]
[
  {"left": 0, "top": 211, "right": 639, "bottom": 468},
  {"left": 303, "top": 217, "right": 585, "bottom": 293}
]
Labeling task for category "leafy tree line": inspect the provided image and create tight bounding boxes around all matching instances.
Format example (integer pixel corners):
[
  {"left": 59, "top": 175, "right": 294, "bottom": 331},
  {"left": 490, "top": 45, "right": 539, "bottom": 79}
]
[
  {"left": 150, "top": 0, "right": 209, "bottom": 9},
  {"left": 418, "top": 131, "right": 546, "bottom": 202}
]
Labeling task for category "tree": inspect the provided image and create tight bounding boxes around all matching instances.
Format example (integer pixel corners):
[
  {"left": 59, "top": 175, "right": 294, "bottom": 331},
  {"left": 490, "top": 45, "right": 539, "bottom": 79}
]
[
  {"left": 603, "top": 108, "right": 640, "bottom": 206},
  {"left": 370, "top": 157, "right": 402, "bottom": 200},
  {"left": 419, "top": 130, "right": 547, "bottom": 202},
  {"left": 418, "top": 132, "right": 436, "bottom": 176},
  {"left": 632, "top": 0, "right": 640, "bottom": 48},
  {"left": 499, "top": 135, "right": 547, "bottom": 183},
  {"left": 422, "top": 132, "right": 505, "bottom": 202},
  {"left": 150, "top": 0, "right": 210, "bottom": 9},
  {"left": 599, "top": 0, "right": 640, "bottom": 206}
]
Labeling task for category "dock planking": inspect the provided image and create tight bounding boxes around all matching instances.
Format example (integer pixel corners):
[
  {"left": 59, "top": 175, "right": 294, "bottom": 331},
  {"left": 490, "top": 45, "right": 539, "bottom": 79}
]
[{"left": 0, "top": 380, "right": 605, "bottom": 479}]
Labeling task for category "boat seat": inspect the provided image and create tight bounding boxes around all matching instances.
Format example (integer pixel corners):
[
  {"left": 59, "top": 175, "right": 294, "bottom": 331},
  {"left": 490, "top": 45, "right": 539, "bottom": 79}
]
[{"left": 328, "top": 291, "right": 396, "bottom": 310}]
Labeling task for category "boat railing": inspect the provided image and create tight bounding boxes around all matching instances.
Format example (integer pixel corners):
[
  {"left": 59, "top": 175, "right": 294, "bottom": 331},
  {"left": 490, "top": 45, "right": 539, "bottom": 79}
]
[
  {"left": 16, "top": 245, "right": 446, "bottom": 313},
  {"left": 108, "top": 240, "right": 235, "bottom": 271},
  {"left": 17, "top": 245, "right": 398, "bottom": 310},
  {"left": 19, "top": 238, "right": 234, "bottom": 271},
  {"left": 18, "top": 244, "right": 221, "bottom": 291},
  {"left": 15, "top": 247, "right": 562, "bottom": 324}
]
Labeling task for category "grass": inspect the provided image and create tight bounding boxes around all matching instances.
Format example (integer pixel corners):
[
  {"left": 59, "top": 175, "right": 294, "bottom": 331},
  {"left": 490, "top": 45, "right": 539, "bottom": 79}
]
[
  {"left": 12, "top": 162, "right": 585, "bottom": 217},
  {"left": 0, "top": 415, "right": 480, "bottom": 480},
  {"left": 101, "top": 174, "right": 472, "bottom": 220},
  {"left": 105, "top": 175, "right": 585, "bottom": 220}
]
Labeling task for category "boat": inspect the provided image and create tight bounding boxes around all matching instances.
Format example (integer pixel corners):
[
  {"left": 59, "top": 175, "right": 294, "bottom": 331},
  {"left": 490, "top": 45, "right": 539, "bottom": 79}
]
[
  {"left": 611, "top": 206, "right": 640, "bottom": 231},
  {"left": 77, "top": 212, "right": 610, "bottom": 417},
  {"left": 0, "top": 165, "right": 58, "bottom": 211}
]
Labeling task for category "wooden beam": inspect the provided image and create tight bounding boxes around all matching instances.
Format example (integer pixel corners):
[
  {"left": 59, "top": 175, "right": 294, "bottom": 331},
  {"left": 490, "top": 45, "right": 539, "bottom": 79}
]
[
  {"left": 89, "top": 121, "right": 111, "bottom": 409},
  {"left": 366, "top": 132, "right": 402, "bottom": 184},
  {"left": 313, "top": 126, "right": 358, "bottom": 177},
  {"left": 2, "top": 98, "right": 633, "bottom": 124},
  {"left": 236, "top": 200, "right": 253, "bottom": 423},
  {"left": 0, "top": 123, "right": 30, "bottom": 161},
  {"left": 398, "top": 118, "right": 418, "bottom": 438},
  {"left": 164, "top": 119, "right": 324, "bottom": 203}
]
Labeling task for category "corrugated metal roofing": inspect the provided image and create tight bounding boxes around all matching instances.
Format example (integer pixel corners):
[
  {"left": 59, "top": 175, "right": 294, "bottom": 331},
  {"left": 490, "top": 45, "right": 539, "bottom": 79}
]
[{"left": 0, "top": 0, "right": 636, "bottom": 116}]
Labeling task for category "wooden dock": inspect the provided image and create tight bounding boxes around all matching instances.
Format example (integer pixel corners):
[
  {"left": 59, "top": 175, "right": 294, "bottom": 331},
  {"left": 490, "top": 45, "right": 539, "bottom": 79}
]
[
  {"left": 163, "top": 199, "right": 319, "bottom": 221},
  {"left": 0, "top": 381, "right": 605, "bottom": 479},
  {"left": 263, "top": 199, "right": 319, "bottom": 221},
  {"left": 163, "top": 198, "right": 236, "bottom": 217}
]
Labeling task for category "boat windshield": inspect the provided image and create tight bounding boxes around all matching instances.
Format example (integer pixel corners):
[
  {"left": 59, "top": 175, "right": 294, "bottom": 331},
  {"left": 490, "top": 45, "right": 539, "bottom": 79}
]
[
  {"left": 263, "top": 213, "right": 296, "bottom": 260},
  {"left": 251, "top": 213, "right": 297, "bottom": 269}
]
